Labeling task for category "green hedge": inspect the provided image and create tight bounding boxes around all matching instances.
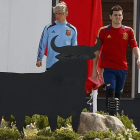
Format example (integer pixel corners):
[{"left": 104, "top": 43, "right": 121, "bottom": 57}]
[
  {"left": 0, "top": 128, "right": 21, "bottom": 140},
  {"left": 52, "top": 130, "right": 81, "bottom": 140},
  {"left": 83, "top": 131, "right": 113, "bottom": 140},
  {"left": 0, "top": 111, "right": 139, "bottom": 139}
]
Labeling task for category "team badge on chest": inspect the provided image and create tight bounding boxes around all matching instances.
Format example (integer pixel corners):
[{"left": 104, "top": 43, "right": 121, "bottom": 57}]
[
  {"left": 66, "top": 30, "right": 71, "bottom": 36},
  {"left": 123, "top": 32, "right": 128, "bottom": 40}
]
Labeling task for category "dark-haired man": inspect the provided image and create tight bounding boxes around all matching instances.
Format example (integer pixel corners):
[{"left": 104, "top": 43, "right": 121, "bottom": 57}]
[{"left": 92, "top": 5, "right": 140, "bottom": 115}]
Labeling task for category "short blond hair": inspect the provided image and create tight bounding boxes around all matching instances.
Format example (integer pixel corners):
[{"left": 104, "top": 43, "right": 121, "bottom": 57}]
[{"left": 53, "top": 1, "right": 68, "bottom": 14}]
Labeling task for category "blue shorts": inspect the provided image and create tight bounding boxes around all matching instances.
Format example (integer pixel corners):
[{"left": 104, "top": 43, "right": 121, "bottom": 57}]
[{"left": 103, "top": 68, "right": 127, "bottom": 94}]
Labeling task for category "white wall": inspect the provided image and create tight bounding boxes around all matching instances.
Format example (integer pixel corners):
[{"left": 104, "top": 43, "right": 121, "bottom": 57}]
[
  {"left": 0, "top": 0, "right": 10, "bottom": 72},
  {"left": 0, "top": 0, "right": 52, "bottom": 73},
  {"left": 134, "top": 1, "right": 140, "bottom": 94},
  {"left": 132, "top": 0, "right": 137, "bottom": 97}
]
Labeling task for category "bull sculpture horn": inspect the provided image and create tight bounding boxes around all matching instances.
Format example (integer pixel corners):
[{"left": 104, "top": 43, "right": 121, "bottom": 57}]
[{"left": 51, "top": 35, "right": 101, "bottom": 54}]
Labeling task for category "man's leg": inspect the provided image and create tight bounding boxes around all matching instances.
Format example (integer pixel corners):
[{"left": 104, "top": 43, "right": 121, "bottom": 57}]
[
  {"left": 115, "top": 92, "right": 121, "bottom": 114},
  {"left": 106, "top": 89, "right": 118, "bottom": 115},
  {"left": 115, "top": 92, "right": 121, "bottom": 99},
  {"left": 106, "top": 89, "right": 115, "bottom": 109},
  {"left": 115, "top": 70, "right": 127, "bottom": 114},
  {"left": 103, "top": 68, "right": 116, "bottom": 115}
]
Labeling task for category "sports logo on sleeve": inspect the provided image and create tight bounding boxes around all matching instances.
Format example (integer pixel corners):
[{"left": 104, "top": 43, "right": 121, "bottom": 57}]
[
  {"left": 123, "top": 32, "right": 128, "bottom": 40},
  {"left": 66, "top": 30, "right": 71, "bottom": 36}
]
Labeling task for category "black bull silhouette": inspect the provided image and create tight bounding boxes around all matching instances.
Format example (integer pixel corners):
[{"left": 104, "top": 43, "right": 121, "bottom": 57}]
[{"left": 0, "top": 35, "right": 100, "bottom": 132}]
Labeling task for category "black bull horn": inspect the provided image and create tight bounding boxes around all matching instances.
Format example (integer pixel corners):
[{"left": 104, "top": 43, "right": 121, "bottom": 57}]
[{"left": 51, "top": 35, "right": 101, "bottom": 59}]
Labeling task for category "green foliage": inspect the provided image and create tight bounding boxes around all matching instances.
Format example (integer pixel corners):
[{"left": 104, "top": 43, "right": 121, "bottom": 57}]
[
  {"left": 35, "top": 136, "right": 55, "bottom": 140},
  {"left": 37, "top": 129, "right": 52, "bottom": 137},
  {"left": 53, "top": 129, "right": 80, "bottom": 140},
  {"left": 7, "top": 115, "right": 16, "bottom": 128},
  {"left": 1, "top": 112, "right": 140, "bottom": 140},
  {"left": 83, "top": 131, "right": 113, "bottom": 140},
  {"left": 109, "top": 130, "right": 133, "bottom": 140},
  {"left": 97, "top": 110, "right": 134, "bottom": 130},
  {"left": 35, "top": 115, "right": 49, "bottom": 130},
  {"left": 82, "top": 108, "right": 89, "bottom": 112},
  {"left": 24, "top": 116, "right": 32, "bottom": 128},
  {"left": 0, "top": 128, "right": 21, "bottom": 140},
  {"left": 65, "top": 116, "right": 72, "bottom": 127},
  {"left": 23, "top": 135, "right": 55, "bottom": 140},
  {"left": 57, "top": 116, "right": 72, "bottom": 129},
  {"left": 131, "top": 131, "right": 140, "bottom": 140},
  {"left": 2, "top": 115, "right": 16, "bottom": 128},
  {"left": 57, "top": 116, "right": 65, "bottom": 129},
  {"left": 24, "top": 114, "right": 72, "bottom": 130},
  {"left": 31, "top": 114, "right": 38, "bottom": 123},
  {"left": 116, "top": 130, "right": 130, "bottom": 140},
  {"left": 24, "top": 115, "right": 37, "bottom": 128},
  {"left": 96, "top": 111, "right": 108, "bottom": 115},
  {"left": 116, "top": 114, "right": 133, "bottom": 129}
]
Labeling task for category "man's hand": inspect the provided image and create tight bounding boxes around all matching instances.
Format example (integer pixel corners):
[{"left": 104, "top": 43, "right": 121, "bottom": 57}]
[
  {"left": 36, "top": 60, "right": 42, "bottom": 67},
  {"left": 133, "top": 47, "right": 140, "bottom": 69},
  {"left": 92, "top": 70, "right": 99, "bottom": 81},
  {"left": 137, "top": 59, "right": 140, "bottom": 69}
]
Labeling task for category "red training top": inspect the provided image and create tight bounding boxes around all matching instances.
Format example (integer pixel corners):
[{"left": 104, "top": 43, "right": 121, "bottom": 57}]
[{"left": 98, "top": 25, "right": 138, "bottom": 70}]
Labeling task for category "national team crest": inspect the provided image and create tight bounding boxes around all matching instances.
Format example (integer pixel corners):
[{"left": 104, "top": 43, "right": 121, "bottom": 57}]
[
  {"left": 123, "top": 32, "right": 128, "bottom": 40},
  {"left": 66, "top": 30, "right": 71, "bottom": 36}
]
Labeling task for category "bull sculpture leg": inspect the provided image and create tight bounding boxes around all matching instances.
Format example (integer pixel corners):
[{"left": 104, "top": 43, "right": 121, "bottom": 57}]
[
  {"left": 72, "top": 111, "right": 81, "bottom": 132},
  {"left": 48, "top": 115, "right": 57, "bottom": 131},
  {"left": 15, "top": 114, "right": 25, "bottom": 137}
]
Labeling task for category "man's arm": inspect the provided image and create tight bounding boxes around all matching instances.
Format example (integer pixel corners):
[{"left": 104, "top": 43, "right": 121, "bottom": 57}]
[
  {"left": 92, "top": 50, "right": 100, "bottom": 80},
  {"left": 129, "top": 28, "right": 140, "bottom": 69},
  {"left": 133, "top": 47, "right": 140, "bottom": 69},
  {"left": 71, "top": 27, "right": 78, "bottom": 46},
  {"left": 36, "top": 26, "right": 48, "bottom": 67},
  {"left": 92, "top": 27, "right": 103, "bottom": 80}
]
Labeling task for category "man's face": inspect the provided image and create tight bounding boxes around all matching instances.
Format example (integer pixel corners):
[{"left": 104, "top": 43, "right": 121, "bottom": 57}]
[
  {"left": 109, "top": 10, "right": 123, "bottom": 24},
  {"left": 55, "top": 11, "right": 67, "bottom": 23}
]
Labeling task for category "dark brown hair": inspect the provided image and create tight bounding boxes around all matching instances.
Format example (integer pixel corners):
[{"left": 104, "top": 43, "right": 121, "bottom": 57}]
[{"left": 110, "top": 5, "right": 123, "bottom": 15}]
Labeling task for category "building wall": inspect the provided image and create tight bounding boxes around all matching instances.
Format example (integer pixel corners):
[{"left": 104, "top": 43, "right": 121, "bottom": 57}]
[{"left": 0, "top": 0, "right": 52, "bottom": 73}]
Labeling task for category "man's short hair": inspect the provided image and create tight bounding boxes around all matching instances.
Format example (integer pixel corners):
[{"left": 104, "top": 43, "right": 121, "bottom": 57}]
[
  {"left": 110, "top": 5, "right": 123, "bottom": 15},
  {"left": 53, "top": 1, "right": 68, "bottom": 14}
]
